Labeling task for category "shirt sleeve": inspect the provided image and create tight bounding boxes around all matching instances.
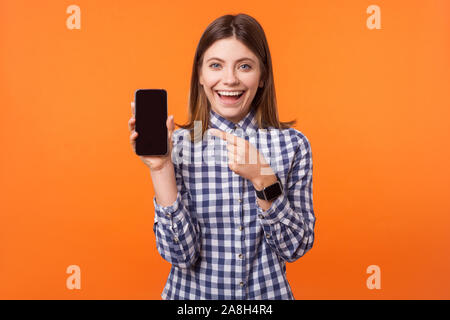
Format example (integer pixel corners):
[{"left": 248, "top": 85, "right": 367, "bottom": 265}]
[
  {"left": 256, "top": 133, "right": 316, "bottom": 263},
  {"left": 152, "top": 132, "right": 201, "bottom": 269}
]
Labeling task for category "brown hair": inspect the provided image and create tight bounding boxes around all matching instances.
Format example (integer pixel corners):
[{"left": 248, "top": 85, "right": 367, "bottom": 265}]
[{"left": 176, "top": 13, "right": 296, "bottom": 142}]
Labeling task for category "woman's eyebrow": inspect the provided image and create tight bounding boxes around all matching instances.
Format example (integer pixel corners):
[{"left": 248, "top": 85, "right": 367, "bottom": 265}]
[{"left": 206, "top": 57, "right": 256, "bottom": 63}]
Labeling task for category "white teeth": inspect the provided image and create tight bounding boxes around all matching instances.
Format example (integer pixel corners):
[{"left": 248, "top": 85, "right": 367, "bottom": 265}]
[{"left": 217, "top": 91, "right": 244, "bottom": 96}]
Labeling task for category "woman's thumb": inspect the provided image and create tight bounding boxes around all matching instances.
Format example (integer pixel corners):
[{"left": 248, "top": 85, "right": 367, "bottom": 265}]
[
  {"left": 167, "top": 115, "right": 175, "bottom": 131},
  {"left": 167, "top": 115, "right": 175, "bottom": 142}
]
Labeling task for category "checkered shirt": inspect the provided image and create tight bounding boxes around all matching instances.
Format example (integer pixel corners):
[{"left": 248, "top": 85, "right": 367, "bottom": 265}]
[{"left": 152, "top": 108, "right": 315, "bottom": 300}]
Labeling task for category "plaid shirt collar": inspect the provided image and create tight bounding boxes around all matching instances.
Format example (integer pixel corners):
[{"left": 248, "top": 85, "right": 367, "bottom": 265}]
[{"left": 208, "top": 107, "right": 259, "bottom": 135}]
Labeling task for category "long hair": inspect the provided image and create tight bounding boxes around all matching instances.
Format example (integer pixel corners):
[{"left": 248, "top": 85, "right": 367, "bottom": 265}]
[{"left": 176, "top": 13, "right": 296, "bottom": 142}]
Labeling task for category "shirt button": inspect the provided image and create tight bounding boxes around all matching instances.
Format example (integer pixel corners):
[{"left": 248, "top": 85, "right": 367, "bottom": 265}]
[
  {"left": 239, "top": 281, "right": 245, "bottom": 287},
  {"left": 238, "top": 225, "right": 243, "bottom": 231},
  {"left": 165, "top": 213, "right": 171, "bottom": 218},
  {"left": 238, "top": 198, "right": 242, "bottom": 203},
  {"left": 173, "top": 236, "right": 179, "bottom": 243},
  {"left": 238, "top": 253, "right": 244, "bottom": 259},
  {"left": 265, "top": 233, "right": 271, "bottom": 239},
  {"left": 258, "top": 214, "right": 264, "bottom": 219}
]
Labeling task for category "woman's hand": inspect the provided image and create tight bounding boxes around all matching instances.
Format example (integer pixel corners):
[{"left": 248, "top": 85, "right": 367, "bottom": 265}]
[
  {"left": 128, "top": 101, "right": 175, "bottom": 171},
  {"left": 208, "top": 128, "right": 276, "bottom": 189}
]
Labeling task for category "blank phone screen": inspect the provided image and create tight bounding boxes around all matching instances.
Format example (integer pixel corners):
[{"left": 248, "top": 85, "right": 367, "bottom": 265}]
[{"left": 134, "top": 89, "right": 168, "bottom": 156}]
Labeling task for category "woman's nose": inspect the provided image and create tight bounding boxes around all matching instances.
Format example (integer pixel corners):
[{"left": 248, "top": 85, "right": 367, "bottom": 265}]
[{"left": 223, "top": 68, "right": 239, "bottom": 85}]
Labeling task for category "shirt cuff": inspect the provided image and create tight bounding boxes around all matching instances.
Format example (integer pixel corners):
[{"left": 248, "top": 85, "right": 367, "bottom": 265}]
[
  {"left": 153, "top": 191, "right": 185, "bottom": 226},
  {"left": 256, "top": 192, "right": 290, "bottom": 226}
]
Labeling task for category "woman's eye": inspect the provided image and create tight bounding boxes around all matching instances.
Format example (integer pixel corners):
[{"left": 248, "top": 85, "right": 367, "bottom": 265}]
[{"left": 209, "top": 63, "right": 252, "bottom": 70}]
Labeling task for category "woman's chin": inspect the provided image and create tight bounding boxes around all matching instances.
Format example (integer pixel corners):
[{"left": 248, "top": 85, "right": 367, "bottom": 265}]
[{"left": 213, "top": 106, "right": 246, "bottom": 121}]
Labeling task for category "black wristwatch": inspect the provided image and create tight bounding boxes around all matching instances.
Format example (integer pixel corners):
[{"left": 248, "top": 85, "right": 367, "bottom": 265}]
[{"left": 255, "top": 175, "right": 283, "bottom": 201}]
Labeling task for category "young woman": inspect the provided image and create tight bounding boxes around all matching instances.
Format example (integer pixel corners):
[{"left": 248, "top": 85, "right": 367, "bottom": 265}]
[{"left": 128, "top": 13, "right": 315, "bottom": 300}]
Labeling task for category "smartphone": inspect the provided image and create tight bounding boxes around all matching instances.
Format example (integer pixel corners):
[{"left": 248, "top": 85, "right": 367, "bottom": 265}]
[{"left": 134, "top": 89, "right": 168, "bottom": 156}]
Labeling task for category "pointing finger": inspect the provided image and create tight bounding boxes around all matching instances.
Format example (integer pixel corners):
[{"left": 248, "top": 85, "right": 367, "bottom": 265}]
[{"left": 209, "top": 128, "right": 238, "bottom": 145}]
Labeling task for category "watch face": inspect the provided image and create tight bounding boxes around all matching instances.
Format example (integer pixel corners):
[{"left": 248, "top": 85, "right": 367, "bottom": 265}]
[{"left": 264, "top": 182, "right": 282, "bottom": 200}]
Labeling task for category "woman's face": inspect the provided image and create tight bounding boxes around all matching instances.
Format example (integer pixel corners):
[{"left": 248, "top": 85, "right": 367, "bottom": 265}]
[{"left": 199, "top": 37, "right": 264, "bottom": 123}]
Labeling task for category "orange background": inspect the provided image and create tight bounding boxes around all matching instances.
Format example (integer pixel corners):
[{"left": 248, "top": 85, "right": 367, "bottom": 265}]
[{"left": 1, "top": 0, "right": 449, "bottom": 299}]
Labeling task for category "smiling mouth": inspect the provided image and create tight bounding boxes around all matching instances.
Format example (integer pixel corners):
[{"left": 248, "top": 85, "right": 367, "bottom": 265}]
[{"left": 215, "top": 90, "right": 246, "bottom": 105}]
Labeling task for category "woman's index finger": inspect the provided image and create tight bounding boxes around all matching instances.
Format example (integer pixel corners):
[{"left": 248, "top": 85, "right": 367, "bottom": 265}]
[{"left": 209, "top": 128, "right": 238, "bottom": 145}]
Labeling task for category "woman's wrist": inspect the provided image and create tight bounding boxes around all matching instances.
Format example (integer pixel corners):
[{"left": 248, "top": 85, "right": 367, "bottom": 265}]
[
  {"left": 251, "top": 171, "right": 277, "bottom": 191},
  {"left": 149, "top": 159, "right": 173, "bottom": 173}
]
